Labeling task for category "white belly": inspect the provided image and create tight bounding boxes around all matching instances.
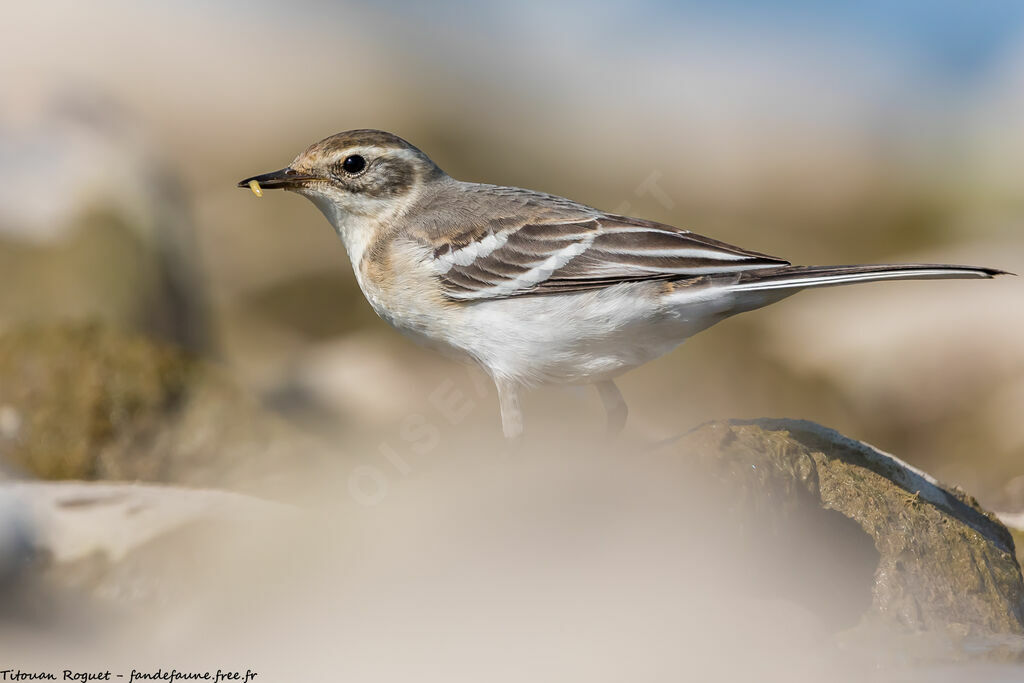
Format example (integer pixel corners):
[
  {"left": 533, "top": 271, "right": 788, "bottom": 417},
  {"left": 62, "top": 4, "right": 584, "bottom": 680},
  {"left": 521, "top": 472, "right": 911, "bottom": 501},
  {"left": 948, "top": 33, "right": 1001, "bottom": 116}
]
[{"left": 392, "top": 281, "right": 732, "bottom": 386}]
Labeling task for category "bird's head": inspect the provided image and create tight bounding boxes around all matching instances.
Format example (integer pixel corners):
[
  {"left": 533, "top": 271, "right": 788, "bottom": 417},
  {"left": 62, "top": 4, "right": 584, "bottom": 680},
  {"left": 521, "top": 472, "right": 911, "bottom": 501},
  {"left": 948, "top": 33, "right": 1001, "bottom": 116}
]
[{"left": 238, "top": 129, "right": 445, "bottom": 219}]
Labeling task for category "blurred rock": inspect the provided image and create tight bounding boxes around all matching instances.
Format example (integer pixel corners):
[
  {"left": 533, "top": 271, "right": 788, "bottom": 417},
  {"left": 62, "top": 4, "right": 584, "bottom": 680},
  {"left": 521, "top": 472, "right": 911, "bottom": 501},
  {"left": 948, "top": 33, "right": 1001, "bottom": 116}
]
[
  {"left": 3, "top": 416, "right": 1024, "bottom": 674},
  {"left": 668, "top": 419, "right": 1024, "bottom": 642},
  {"left": 0, "top": 480, "right": 291, "bottom": 610},
  {"left": 0, "top": 88, "right": 209, "bottom": 351},
  {"left": 0, "top": 487, "right": 34, "bottom": 594},
  {"left": 0, "top": 321, "right": 329, "bottom": 493}
]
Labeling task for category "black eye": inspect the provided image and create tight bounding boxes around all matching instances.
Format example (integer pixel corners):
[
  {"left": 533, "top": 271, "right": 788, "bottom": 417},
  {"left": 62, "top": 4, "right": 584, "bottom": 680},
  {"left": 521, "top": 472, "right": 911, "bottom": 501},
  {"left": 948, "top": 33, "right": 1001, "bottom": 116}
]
[{"left": 342, "top": 154, "right": 366, "bottom": 174}]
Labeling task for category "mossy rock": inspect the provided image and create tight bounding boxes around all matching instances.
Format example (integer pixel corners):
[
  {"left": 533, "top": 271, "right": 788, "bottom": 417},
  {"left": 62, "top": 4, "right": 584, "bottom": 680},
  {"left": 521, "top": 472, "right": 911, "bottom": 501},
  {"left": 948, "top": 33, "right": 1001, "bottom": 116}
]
[
  {"left": 0, "top": 322, "right": 193, "bottom": 480},
  {"left": 0, "top": 322, "right": 323, "bottom": 492},
  {"left": 666, "top": 419, "right": 1024, "bottom": 640}
]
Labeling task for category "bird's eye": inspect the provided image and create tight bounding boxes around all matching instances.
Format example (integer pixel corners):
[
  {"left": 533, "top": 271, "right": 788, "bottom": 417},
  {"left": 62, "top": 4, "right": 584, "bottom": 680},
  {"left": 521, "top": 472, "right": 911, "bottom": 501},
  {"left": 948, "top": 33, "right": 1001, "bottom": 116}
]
[{"left": 342, "top": 154, "right": 366, "bottom": 174}]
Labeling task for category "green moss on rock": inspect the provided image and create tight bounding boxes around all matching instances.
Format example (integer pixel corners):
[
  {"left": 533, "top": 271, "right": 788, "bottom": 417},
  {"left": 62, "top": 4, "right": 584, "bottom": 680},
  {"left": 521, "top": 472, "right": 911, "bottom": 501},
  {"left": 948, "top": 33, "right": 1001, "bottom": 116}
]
[
  {"left": 0, "top": 322, "right": 325, "bottom": 493},
  {"left": 0, "top": 322, "right": 193, "bottom": 479}
]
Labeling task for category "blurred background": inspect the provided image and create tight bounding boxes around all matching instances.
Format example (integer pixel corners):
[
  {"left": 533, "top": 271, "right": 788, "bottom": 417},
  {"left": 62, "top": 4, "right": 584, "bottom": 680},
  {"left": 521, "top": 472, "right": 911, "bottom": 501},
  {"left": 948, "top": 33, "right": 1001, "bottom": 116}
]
[
  {"left": 2, "top": 1, "right": 1024, "bottom": 678},
  {"left": 1, "top": 1, "right": 1022, "bottom": 503}
]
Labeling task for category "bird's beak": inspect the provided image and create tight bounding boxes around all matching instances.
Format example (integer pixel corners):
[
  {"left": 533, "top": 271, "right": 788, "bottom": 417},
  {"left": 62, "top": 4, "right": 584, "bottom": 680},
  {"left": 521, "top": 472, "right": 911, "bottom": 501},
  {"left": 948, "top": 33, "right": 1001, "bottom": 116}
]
[{"left": 237, "top": 167, "right": 319, "bottom": 191}]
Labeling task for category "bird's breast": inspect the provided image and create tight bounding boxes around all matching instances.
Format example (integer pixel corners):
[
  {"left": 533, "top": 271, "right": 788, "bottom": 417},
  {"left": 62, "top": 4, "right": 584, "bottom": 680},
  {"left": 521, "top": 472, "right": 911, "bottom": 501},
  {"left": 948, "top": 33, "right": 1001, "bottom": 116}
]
[{"left": 354, "top": 239, "right": 467, "bottom": 354}]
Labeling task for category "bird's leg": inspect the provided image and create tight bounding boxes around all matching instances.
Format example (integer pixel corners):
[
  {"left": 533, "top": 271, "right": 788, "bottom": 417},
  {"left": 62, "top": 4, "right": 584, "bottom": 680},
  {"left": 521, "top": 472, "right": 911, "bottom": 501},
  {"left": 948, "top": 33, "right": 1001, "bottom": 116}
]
[
  {"left": 595, "top": 380, "right": 628, "bottom": 436},
  {"left": 495, "top": 378, "right": 524, "bottom": 440}
]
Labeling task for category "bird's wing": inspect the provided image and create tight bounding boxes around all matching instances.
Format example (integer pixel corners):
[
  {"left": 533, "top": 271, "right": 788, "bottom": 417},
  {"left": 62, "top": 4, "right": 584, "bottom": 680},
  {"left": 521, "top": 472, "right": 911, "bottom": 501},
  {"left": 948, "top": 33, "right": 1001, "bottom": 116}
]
[{"left": 424, "top": 209, "right": 789, "bottom": 301}]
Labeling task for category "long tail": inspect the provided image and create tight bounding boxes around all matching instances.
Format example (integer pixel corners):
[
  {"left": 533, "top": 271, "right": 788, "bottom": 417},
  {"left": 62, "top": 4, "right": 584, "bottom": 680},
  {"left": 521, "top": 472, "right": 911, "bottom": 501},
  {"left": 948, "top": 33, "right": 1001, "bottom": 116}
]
[{"left": 726, "top": 263, "right": 1010, "bottom": 293}]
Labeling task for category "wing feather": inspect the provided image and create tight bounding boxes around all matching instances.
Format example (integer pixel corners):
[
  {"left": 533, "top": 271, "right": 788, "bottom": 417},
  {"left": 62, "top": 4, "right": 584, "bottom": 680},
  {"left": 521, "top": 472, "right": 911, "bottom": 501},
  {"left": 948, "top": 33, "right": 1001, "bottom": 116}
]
[
  {"left": 409, "top": 184, "right": 788, "bottom": 301},
  {"left": 432, "top": 214, "right": 787, "bottom": 300}
]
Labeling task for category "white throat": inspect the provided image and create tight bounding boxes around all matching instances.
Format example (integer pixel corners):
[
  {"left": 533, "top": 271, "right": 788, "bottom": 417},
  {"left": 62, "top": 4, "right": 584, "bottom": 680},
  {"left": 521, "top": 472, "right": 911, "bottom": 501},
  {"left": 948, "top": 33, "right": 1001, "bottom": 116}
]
[
  {"left": 303, "top": 184, "right": 422, "bottom": 291},
  {"left": 306, "top": 193, "right": 378, "bottom": 280}
]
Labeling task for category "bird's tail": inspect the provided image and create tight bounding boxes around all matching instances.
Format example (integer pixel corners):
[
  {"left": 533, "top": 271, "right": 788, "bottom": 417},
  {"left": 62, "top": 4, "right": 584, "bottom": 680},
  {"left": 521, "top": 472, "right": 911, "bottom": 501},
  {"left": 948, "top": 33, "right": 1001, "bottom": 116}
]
[{"left": 726, "top": 263, "right": 1010, "bottom": 294}]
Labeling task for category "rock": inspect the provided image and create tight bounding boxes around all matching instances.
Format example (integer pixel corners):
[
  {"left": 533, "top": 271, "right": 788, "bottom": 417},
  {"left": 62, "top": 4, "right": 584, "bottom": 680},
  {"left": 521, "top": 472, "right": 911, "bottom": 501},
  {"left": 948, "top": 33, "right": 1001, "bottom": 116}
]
[
  {"left": 0, "top": 480, "right": 292, "bottom": 611},
  {"left": 996, "top": 512, "right": 1024, "bottom": 570},
  {"left": 665, "top": 418, "right": 1024, "bottom": 641},
  {"left": 0, "top": 322, "right": 328, "bottom": 493},
  {"left": 0, "top": 487, "right": 34, "bottom": 592}
]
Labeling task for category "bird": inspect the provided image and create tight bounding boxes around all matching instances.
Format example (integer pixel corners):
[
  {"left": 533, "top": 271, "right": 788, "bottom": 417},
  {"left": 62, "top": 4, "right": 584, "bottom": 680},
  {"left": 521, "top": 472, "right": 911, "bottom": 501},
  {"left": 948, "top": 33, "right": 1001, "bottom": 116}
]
[{"left": 239, "top": 129, "right": 1008, "bottom": 439}]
